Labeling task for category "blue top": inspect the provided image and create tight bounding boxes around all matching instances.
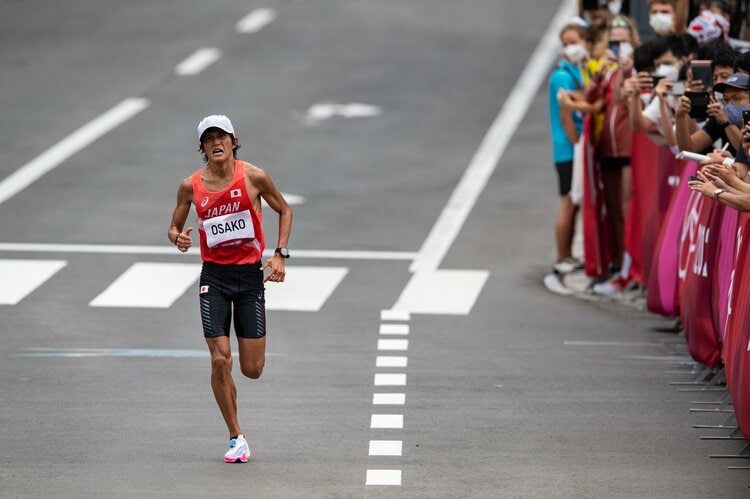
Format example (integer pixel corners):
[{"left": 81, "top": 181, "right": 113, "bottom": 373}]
[{"left": 548, "top": 60, "right": 584, "bottom": 163}]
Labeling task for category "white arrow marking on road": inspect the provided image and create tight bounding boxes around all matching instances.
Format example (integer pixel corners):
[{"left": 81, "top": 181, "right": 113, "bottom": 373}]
[
  {"left": 236, "top": 8, "right": 277, "bottom": 34},
  {"left": 175, "top": 48, "right": 221, "bottom": 76},
  {"left": 302, "top": 103, "right": 382, "bottom": 125}
]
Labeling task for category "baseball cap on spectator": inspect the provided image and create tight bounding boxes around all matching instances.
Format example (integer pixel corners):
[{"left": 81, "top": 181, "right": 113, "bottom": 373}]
[
  {"left": 197, "top": 115, "right": 235, "bottom": 141},
  {"left": 687, "top": 10, "right": 730, "bottom": 45},
  {"left": 713, "top": 73, "right": 750, "bottom": 93}
]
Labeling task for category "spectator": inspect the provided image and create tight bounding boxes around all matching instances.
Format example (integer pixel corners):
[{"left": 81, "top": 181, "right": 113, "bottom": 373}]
[
  {"left": 648, "top": 0, "right": 688, "bottom": 37},
  {"left": 586, "top": 15, "right": 639, "bottom": 294},
  {"left": 548, "top": 23, "right": 587, "bottom": 275},
  {"left": 675, "top": 46, "right": 741, "bottom": 155},
  {"left": 687, "top": 7, "right": 730, "bottom": 45},
  {"left": 734, "top": 51, "right": 750, "bottom": 74}
]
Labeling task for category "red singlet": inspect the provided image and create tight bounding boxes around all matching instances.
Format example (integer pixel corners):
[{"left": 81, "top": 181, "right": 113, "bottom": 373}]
[{"left": 191, "top": 160, "right": 265, "bottom": 265}]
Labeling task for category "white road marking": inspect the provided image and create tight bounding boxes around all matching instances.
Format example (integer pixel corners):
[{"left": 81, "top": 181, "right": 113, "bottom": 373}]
[
  {"left": 369, "top": 440, "right": 403, "bottom": 457},
  {"left": 302, "top": 102, "right": 382, "bottom": 125},
  {"left": 374, "top": 373, "right": 406, "bottom": 386},
  {"left": 265, "top": 266, "right": 348, "bottom": 311},
  {"left": 408, "top": 0, "right": 576, "bottom": 273},
  {"left": 371, "top": 414, "right": 403, "bottom": 429},
  {"left": 235, "top": 8, "right": 277, "bottom": 33},
  {"left": 373, "top": 393, "right": 405, "bottom": 405},
  {"left": 393, "top": 269, "right": 489, "bottom": 315},
  {"left": 89, "top": 262, "right": 201, "bottom": 308},
  {"left": 175, "top": 48, "right": 221, "bottom": 76},
  {"left": 262, "top": 192, "right": 305, "bottom": 207},
  {"left": 381, "top": 309, "right": 411, "bottom": 321},
  {"left": 376, "top": 356, "right": 408, "bottom": 368},
  {"left": 377, "top": 339, "right": 409, "bottom": 351},
  {"left": 379, "top": 324, "right": 409, "bottom": 335},
  {"left": 0, "top": 98, "right": 149, "bottom": 206},
  {"left": 366, "top": 469, "right": 401, "bottom": 486},
  {"left": 0, "top": 243, "right": 416, "bottom": 261},
  {"left": 0, "top": 259, "right": 67, "bottom": 305},
  {"left": 564, "top": 341, "right": 664, "bottom": 347}
]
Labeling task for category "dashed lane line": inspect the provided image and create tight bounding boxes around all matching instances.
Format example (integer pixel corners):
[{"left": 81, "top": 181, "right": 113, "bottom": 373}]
[
  {"left": 235, "top": 8, "right": 277, "bottom": 34},
  {"left": 174, "top": 47, "right": 221, "bottom": 76}
]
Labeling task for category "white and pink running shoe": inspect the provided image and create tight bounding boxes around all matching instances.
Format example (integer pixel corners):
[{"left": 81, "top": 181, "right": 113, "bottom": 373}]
[{"left": 224, "top": 434, "right": 250, "bottom": 463}]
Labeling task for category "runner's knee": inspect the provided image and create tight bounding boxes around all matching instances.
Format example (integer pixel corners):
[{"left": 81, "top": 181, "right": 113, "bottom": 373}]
[
  {"left": 241, "top": 359, "right": 264, "bottom": 379},
  {"left": 211, "top": 351, "right": 233, "bottom": 377}
]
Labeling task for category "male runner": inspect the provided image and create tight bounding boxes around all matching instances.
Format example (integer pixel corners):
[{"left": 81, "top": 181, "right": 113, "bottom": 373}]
[{"left": 167, "top": 115, "right": 292, "bottom": 463}]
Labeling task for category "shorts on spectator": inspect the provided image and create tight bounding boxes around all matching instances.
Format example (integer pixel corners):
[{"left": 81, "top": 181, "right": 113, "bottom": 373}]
[
  {"left": 599, "top": 156, "right": 630, "bottom": 170},
  {"left": 555, "top": 160, "right": 572, "bottom": 196}
]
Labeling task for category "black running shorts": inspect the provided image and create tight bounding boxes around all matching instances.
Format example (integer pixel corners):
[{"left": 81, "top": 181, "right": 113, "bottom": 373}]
[{"left": 199, "top": 261, "right": 266, "bottom": 339}]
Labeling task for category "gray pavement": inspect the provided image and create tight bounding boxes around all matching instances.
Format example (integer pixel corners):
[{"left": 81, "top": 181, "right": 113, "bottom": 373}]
[{"left": 1, "top": 0, "right": 749, "bottom": 497}]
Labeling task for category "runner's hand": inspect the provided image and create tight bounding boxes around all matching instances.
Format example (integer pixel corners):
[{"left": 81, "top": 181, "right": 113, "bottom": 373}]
[
  {"left": 175, "top": 227, "right": 192, "bottom": 253},
  {"left": 262, "top": 254, "right": 286, "bottom": 283}
]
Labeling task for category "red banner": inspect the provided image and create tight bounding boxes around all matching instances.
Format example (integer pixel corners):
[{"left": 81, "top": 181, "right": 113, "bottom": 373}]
[
  {"left": 677, "top": 191, "right": 725, "bottom": 368},
  {"left": 646, "top": 162, "right": 697, "bottom": 317},
  {"left": 727, "top": 213, "right": 750, "bottom": 438}
]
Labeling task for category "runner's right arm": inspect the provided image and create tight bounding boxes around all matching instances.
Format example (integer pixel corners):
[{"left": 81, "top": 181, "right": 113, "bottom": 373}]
[{"left": 168, "top": 178, "right": 194, "bottom": 253}]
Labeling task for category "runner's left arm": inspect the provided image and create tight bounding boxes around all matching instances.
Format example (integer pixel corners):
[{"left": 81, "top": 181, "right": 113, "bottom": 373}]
[{"left": 253, "top": 168, "right": 292, "bottom": 281}]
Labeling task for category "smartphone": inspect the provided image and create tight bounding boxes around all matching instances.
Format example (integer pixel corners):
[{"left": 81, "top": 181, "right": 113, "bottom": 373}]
[
  {"left": 688, "top": 175, "right": 705, "bottom": 183},
  {"left": 671, "top": 81, "right": 685, "bottom": 96},
  {"left": 651, "top": 74, "right": 665, "bottom": 87},
  {"left": 743, "top": 109, "right": 750, "bottom": 127},
  {"left": 609, "top": 40, "right": 621, "bottom": 59},
  {"left": 685, "top": 91, "right": 710, "bottom": 121},
  {"left": 691, "top": 60, "right": 713, "bottom": 90}
]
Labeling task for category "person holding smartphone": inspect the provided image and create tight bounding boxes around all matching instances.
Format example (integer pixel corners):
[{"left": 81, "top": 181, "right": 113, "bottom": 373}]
[{"left": 675, "top": 50, "right": 741, "bottom": 155}]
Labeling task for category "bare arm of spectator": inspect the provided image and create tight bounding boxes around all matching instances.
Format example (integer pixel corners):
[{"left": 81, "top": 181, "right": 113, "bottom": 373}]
[
  {"left": 658, "top": 93, "right": 677, "bottom": 147},
  {"left": 560, "top": 90, "right": 603, "bottom": 114},
  {"left": 690, "top": 170, "right": 750, "bottom": 211},
  {"left": 560, "top": 105, "right": 579, "bottom": 145},
  {"left": 625, "top": 74, "right": 659, "bottom": 134}
]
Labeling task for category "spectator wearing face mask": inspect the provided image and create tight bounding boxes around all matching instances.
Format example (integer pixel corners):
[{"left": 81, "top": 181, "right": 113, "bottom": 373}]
[
  {"left": 548, "top": 23, "right": 588, "bottom": 275},
  {"left": 687, "top": 5, "right": 731, "bottom": 45},
  {"left": 648, "top": 0, "right": 689, "bottom": 37}
]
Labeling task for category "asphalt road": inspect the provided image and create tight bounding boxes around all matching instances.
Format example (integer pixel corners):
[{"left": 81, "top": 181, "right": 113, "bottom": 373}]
[{"left": 1, "top": 0, "right": 748, "bottom": 497}]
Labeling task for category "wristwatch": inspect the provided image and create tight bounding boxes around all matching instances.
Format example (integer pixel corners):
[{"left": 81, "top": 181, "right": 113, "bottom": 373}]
[
  {"left": 713, "top": 188, "right": 726, "bottom": 200},
  {"left": 275, "top": 247, "right": 290, "bottom": 258}
]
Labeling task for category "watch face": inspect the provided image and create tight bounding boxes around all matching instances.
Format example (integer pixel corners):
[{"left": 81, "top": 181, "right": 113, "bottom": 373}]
[{"left": 277, "top": 247, "right": 290, "bottom": 258}]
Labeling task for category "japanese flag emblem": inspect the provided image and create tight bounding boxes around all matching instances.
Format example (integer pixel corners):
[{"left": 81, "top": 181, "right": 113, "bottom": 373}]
[
  {"left": 230, "top": 189, "right": 241, "bottom": 198},
  {"left": 200, "top": 285, "right": 209, "bottom": 294}
]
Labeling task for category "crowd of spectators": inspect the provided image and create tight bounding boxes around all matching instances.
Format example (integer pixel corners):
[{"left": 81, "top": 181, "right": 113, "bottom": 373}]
[{"left": 548, "top": 0, "right": 750, "bottom": 293}]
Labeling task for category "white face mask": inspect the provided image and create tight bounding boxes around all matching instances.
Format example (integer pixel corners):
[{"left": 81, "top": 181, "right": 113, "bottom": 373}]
[
  {"left": 655, "top": 63, "right": 680, "bottom": 82},
  {"left": 563, "top": 43, "right": 588, "bottom": 64},
  {"left": 649, "top": 12, "right": 674, "bottom": 35},
  {"left": 608, "top": 1, "right": 623, "bottom": 16}
]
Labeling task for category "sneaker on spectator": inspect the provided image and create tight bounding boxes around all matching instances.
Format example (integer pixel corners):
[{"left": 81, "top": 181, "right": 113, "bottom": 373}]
[
  {"left": 553, "top": 256, "right": 583, "bottom": 275},
  {"left": 592, "top": 275, "right": 632, "bottom": 296},
  {"left": 224, "top": 434, "right": 250, "bottom": 463}
]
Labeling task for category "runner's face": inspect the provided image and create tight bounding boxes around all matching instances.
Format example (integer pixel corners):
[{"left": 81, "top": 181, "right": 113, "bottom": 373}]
[{"left": 201, "top": 129, "right": 234, "bottom": 161}]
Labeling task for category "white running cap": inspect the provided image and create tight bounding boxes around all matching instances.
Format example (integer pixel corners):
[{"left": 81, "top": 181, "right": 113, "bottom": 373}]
[{"left": 197, "top": 115, "right": 235, "bottom": 141}]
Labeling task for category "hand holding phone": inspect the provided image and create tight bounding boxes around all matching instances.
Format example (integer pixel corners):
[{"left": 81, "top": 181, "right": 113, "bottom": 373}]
[{"left": 688, "top": 175, "right": 705, "bottom": 183}]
